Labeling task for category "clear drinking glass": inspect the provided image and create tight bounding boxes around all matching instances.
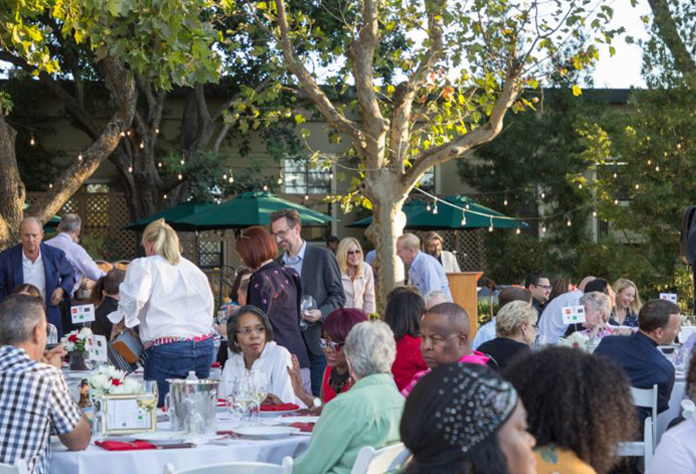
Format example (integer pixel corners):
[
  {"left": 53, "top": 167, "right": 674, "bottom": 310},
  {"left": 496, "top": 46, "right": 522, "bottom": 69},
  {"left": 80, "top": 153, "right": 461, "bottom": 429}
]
[
  {"left": 300, "top": 295, "right": 317, "bottom": 331},
  {"left": 232, "top": 375, "right": 257, "bottom": 425},
  {"left": 138, "top": 380, "right": 159, "bottom": 413}
]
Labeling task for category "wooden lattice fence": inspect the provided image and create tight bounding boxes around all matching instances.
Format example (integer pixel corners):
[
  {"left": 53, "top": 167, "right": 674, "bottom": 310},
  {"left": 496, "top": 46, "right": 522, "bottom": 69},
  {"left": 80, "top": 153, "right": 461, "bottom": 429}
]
[{"left": 411, "top": 229, "right": 486, "bottom": 272}]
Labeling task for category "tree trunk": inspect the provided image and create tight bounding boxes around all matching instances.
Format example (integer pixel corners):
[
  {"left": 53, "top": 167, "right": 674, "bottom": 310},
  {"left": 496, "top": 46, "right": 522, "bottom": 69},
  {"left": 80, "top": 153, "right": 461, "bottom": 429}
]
[
  {"left": 0, "top": 111, "right": 25, "bottom": 250},
  {"left": 364, "top": 170, "right": 409, "bottom": 311}
]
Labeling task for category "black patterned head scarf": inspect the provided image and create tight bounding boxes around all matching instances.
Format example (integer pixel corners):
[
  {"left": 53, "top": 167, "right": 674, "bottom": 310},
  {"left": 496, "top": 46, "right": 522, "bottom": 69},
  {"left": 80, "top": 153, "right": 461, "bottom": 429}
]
[{"left": 400, "top": 363, "right": 518, "bottom": 469}]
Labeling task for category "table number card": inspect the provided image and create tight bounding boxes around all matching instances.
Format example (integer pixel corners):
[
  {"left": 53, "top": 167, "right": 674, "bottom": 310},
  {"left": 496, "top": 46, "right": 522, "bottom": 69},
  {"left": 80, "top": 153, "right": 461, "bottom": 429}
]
[
  {"left": 99, "top": 394, "right": 157, "bottom": 435},
  {"left": 71, "top": 304, "right": 95, "bottom": 324},
  {"left": 660, "top": 293, "right": 678, "bottom": 304},
  {"left": 562, "top": 305, "right": 586, "bottom": 325},
  {"left": 87, "top": 335, "right": 108, "bottom": 362}
]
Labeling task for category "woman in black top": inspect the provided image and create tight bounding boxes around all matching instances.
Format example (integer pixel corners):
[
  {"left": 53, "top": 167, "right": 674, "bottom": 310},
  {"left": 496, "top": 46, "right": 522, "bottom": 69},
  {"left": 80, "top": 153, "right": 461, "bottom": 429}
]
[
  {"left": 90, "top": 268, "right": 126, "bottom": 339},
  {"left": 477, "top": 300, "right": 537, "bottom": 372},
  {"left": 236, "top": 226, "right": 310, "bottom": 371}
]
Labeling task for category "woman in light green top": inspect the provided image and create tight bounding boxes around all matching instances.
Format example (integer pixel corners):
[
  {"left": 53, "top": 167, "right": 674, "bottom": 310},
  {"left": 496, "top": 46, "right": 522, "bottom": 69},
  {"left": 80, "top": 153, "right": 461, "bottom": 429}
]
[{"left": 293, "top": 320, "right": 404, "bottom": 474}]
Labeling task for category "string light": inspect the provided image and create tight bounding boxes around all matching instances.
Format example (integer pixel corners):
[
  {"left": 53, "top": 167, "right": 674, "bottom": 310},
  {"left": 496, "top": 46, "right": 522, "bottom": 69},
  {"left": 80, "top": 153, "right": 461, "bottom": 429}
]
[
  {"left": 577, "top": 183, "right": 583, "bottom": 189},
  {"left": 228, "top": 175, "right": 234, "bottom": 184},
  {"left": 329, "top": 171, "right": 334, "bottom": 180},
  {"left": 180, "top": 158, "right": 185, "bottom": 166},
  {"left": 677, "top": 143, "right": 682, "bottom": 150},
  {"left": 655, "top": 165, "right": 660, "bottom": 172},
  {"left": 163, "top": 194, "right": 168, "bottom": 199},
  {"left": 465, "top": 203, "right": 470, "bottom": 210},
  {"left": 126, "top": 130, "right": 131, "bottom": 136},
  {"left": 635, "top": 184, "right": 640, "bottom": 190},
  {"left": 277, "top": 176, "right": 284, "bottom": 185},
  {"left": 178, "top": 173, "right": 183, "bottom": 180},
  {"left": 158, "top": 162, "right": 162, "bottom": 168},
  {"left": 503, "top": 198, "right": 508, "bottom": 206},
  {"left": 139, "top": 142, "right": 145, "bottom": 149},
  {"left": 460, "top": 211, "right": 467, "bottom": 226},
  {"left": 614, "top": 198, "right": 619, "bottom": 205},
  {"left": 48, "top": 183, "right": 53, "bottom": 189},
  {"left": 304, "top": 194, "right": 309, "bottom": 201},
  {"left": 488, "top": 217, "right": 494, "bottom": 232},
  {"left": 541, "top": 191, "right": 546, "bottom": 199},
  {"left": 30, "top": 134, "right": 35, "bottom": 146},
  {"left": 120, "top": 131, "right": 126, "bottom": 137},
  {"left": 263, "top": 184, "right": 268, "bottom": 191},
  {"left": 541, "top": 225, "right": 547, "bottom": 233},
  {"left": 426, "top": 202, "right": 431, "bottom": 212},
  {"left": 433, "top": 203, "right": 438, "bottom": 214},
  {"left": 515, "top": 227, "right": 521, "bottom": 235},
  {"left": 647, "top": 159, "right": 652, "bottom": 165},
  {"left": 566, "top": 218, "right": 572, "bottom": 227},
  {"left": 592, "top": 210, "right": 597, "bottom": 218},
  {"left": 155, "top": 128, "right": 160, "bottom": 135},
  {"left": 128, "top": 165, "right": 133, "bottom": 173},
  {"left": 78, "top": 153, "right": 83, "bottom": 162},
  {"left": 613, "top": 170, "right": 618, "bottom": 179},
  {"left": 223, "top": 173, "right": 228, "bottom": 180}
]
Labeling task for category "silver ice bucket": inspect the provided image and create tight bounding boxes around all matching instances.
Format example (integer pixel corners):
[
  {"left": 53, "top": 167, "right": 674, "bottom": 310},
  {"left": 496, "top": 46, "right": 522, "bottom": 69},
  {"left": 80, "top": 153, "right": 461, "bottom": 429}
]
[{"left": 164, "top": 378, "right": 219, "bottom": 434}]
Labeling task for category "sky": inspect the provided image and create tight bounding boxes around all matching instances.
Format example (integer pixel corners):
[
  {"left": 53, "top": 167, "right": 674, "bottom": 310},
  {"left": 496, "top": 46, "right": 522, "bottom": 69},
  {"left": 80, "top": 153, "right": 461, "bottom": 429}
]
[{"left": 591, "top": 0, "right": 652, "bottom": 89}]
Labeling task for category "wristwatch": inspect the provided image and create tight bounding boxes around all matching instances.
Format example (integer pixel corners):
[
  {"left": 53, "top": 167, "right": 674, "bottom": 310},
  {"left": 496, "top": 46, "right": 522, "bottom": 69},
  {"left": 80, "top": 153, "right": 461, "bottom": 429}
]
[{"left": 311, "top": 397, "right": 322, "bottom": 409}]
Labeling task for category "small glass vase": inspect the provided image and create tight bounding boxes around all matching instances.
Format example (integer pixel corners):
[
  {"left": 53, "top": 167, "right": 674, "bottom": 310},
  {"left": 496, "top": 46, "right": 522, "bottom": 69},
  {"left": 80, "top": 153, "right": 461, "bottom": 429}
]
[{"left": 69, "top": 351, "right": 89, "bottom": 371}]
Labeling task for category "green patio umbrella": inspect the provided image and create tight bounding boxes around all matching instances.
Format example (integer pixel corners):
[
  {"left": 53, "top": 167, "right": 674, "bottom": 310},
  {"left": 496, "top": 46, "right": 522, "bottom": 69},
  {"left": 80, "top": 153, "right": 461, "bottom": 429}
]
[
  {"left": 174, "top": 191, "right": 337, "bottom": 230},
  {"left": 125, "top": 201, "right": 218, "bottom": 231},
  {"left": 348, "top": 195, "right": 528, "bottom": 230}
]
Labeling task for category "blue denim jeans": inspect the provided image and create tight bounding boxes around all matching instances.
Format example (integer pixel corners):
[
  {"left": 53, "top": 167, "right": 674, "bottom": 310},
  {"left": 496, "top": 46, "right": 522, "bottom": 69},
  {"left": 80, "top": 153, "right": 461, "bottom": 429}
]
[{"left": 144, "top": 338, "right": 214, "bottom": 407}]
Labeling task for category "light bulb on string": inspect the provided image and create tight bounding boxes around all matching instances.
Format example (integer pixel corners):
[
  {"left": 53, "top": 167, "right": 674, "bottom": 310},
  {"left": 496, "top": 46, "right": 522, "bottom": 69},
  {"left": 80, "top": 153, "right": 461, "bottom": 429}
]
[
  {"left": 49, "top": 183, "right": 53, "bottom": 189},
  {"left": 541, "top": 225, "right": 547, "bottom": 233},
  {"left": 180, "top": 158, "right": 185, "bottom": 166},
  {"left": 515, "top": 227, "right": 521, "bottom": 235},
  {"left": 566, "top": 218, "right": 572, "bottom": 227},
  {"left": 592, "top": 210, "right": 597, "bottom": 218},
  {"left": 426, "top": 202, "right": 431, "bottom": 212},
  {"left": 541, "top": 191, "right": 546, "bottom": 199},
  {"left": 128, "top": 165, "right": 133, "bottom": 173},
  {"left": 178, "top": 173, "right": 183, "bottom": 180},
  {"left": 126, "top": 130, "right": 131, "bottom": 136},
  {"left": 465, "top": 204, "right": 470, "bottom": 210},
  {"left": 263, "top": 184, "right": 268, "bottom": 192},
  {"left": 223, "top": 173, "right": 228, "bottom": 180},
  {"left": 30, "top": 134, "right": 35, "bottom": 146},
  {"left": 155, "top": 128, "right": 160, "bottom": 135},
  {"left": 78, "top": 153, "right": 83, "bottom": 162},
  {"left": 228, "top": 175, "right": 234, "bottom": 184},
  {"left": 163, "top": 194, "right": 168, "bottom": 200},
  {"left": 158, "top": 162, "right": 162, "bottom": 168},
  {"left": 613, "top": 170, "right": 618, "bottom": 179},
  {"left": 503, "top": 198, "right": 508, "bottom": 206},
  {"left": 635, "top": 184, "right": 640, "bottom": 190},
  {"left": 277, "top": 176, "right": 283, "bottom": 185},
  {"left": 677, "top": 143, "right": 682, "bottom": 150},
  {"left": 578, "top": 183, "right": 583, "bottom": 190},
  {"left": 655, "top": 165, "right": 660, "bottom": 172},
  {"left": 647, "top": 159, "right": 652, "bottom": 165},
  {"left": 329, "top": 171, "right": 334, "bottom": 180},
  {"left": 614, "top": 198, "right": 619, "bottom": 205},
  {"left": 139, "top": 142, "right": 145, "bottom": 149},
  {"left": 488, "top": 217, "right": 494, "bottom": 232},
  {"left": 433, "top": 203, "right": 438, "bottom": 215},
  {"left": 304, "top": 194, "right": 309, "bottom": 201},
  {"left": 120, "top": 131, "right": 126, "bottom": 138},
  {"left": 460, "top": 211, "right": 467, "bottom": 226}
]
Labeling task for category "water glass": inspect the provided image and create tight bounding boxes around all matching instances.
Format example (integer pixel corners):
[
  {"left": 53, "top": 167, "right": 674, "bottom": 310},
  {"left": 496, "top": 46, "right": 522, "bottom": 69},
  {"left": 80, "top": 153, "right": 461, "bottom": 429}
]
[{"left": 300, "top": 295, "right": 317, "bottom": 331}]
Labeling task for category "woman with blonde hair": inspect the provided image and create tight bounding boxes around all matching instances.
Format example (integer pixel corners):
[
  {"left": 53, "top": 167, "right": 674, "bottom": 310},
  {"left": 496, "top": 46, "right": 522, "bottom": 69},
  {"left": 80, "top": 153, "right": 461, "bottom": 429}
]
[
  {"left": 610, "top": 278, "right": 641, "bottom": 327},
  {"left": 477, "top": 300, "right": 536, "bottom": 372},
  {"left": 337, "top": 237, "right": 375, "bottom": 314},
  {"left": 108, "top": 218, "right": 215, "bottom": 405}
]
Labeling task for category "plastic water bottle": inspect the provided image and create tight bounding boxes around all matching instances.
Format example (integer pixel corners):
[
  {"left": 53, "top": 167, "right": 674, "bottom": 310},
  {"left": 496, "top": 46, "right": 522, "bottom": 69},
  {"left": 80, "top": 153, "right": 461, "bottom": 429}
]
[{"left": 186, "top": 371, "right": 198, "bottom": 381}]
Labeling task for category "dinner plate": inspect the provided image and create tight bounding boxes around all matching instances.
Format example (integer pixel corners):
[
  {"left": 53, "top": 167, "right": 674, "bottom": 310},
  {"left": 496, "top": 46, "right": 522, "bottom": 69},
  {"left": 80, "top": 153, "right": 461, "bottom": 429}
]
[
  {"left": 131, "top": 431, "right": 187, "bottom": 442},
  {"left": 275, "top": 416, "right": 320, "bottom": 425},
  {"left": 234, "top": 426, "right": 300, "bottom": 439},
  {"left": 259, "top": 409, "right": 299, "bottom": 417}
]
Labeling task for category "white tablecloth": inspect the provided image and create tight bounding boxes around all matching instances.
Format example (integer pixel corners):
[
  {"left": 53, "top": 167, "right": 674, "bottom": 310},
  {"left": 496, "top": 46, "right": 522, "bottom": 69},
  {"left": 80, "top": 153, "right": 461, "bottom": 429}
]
[
  {"left": 656, "top": 375, "right": 686, "bottom": 444},
  {"left": 50, "top": 415, "right": 309, "bottom": 474}
]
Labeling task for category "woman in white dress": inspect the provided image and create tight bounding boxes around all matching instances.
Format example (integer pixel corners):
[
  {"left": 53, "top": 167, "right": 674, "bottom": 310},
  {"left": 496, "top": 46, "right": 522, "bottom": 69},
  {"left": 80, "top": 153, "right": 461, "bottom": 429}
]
[{"left": 220, "top": 305, "right": 298, "bottom": 405}]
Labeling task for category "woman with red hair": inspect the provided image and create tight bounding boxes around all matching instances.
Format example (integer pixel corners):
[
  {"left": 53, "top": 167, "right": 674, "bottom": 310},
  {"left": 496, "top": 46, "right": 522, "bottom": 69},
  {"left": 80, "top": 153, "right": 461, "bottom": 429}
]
[{"left": 236, "top": 226, "right": 309, "bottom": 385}]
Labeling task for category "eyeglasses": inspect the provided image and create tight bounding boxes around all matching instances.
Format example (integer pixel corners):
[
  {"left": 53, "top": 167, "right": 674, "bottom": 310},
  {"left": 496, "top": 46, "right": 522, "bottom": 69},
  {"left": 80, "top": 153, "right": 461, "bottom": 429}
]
[
  {"left": 347, "top": 249, "right": 362, "bottom": 255},
  {"left": 320, "top": 338, "right": 344, "bottom": 352},
  {"left": 236, "top": 326, "right": 266, "bottom": 336},
  {"left": 271, "top": 227, "right": 292, "bottom": 239},
  {"left": 534, "top": 284, "right": 552, "bottom": 291}
]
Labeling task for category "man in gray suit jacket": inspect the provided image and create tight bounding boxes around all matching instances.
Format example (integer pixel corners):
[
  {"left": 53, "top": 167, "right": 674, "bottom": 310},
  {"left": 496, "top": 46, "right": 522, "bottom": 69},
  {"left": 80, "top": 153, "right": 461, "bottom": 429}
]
[{"left": 271, "top": 209, "right": 346, "bottom": 396}]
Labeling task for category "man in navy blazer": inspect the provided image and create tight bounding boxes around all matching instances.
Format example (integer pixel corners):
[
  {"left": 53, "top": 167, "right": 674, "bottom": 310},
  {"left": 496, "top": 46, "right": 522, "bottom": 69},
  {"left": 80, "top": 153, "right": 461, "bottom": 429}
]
[
  {"left": 271, "top": 209, "right": 345, "bottom": 396},
  {"left": 594, "top": 298, "right": 681, "bottom": 424},
  {"left": 0, "top": 217, "right": 76, "bottom": 336}
]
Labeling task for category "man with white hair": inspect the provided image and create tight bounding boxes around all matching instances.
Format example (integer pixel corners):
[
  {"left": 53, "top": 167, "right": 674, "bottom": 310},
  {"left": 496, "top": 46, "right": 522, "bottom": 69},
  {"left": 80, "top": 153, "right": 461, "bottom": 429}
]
[
  {"left": 46, "top": 213, "right": 105, "bottom": 296},
  {"left": 0, "top": 217, "right": 75, "bottom": 335},
  {"left": 396, "top": 233, "right": 452, "bottom": 301}
]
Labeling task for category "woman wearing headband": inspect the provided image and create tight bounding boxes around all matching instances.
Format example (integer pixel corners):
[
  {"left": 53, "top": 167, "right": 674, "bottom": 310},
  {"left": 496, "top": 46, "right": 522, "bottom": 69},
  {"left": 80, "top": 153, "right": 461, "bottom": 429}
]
[{"left": 400, "top": 364, "right": 537, "bottom": 474}]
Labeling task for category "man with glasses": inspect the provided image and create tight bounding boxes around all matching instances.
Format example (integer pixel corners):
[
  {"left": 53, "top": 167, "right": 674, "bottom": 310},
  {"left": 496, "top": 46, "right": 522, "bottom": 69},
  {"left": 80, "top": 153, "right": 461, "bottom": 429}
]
[
  {"left": 270, "top": 209, "right": 345, "bottom": 396},
  {"left": 525, "top": 272, "right": 551, "bottom": 317},
  {"left": 401, "top": 302, "right": 490, "bottom": 396}
]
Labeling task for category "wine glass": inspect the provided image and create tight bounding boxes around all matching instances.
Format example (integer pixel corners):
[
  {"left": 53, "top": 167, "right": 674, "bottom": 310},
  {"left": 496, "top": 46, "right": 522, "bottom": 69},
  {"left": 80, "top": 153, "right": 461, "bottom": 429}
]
[
  {"left": 138, "top": 380, "right": 159, "bottom": 412},
  {"left": 232, "top": 375, "right": 257, "bottom": 425},
  {"left": 300, "top": 295, "right": 317, "bottom": 330}
]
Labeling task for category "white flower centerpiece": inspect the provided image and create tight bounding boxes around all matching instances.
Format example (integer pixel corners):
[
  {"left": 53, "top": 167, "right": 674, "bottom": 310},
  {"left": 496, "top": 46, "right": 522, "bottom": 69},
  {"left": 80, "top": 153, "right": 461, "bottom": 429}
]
[
  {"left": 60, "top": 327, "right": 93, "bottom": 370},
  {"left": 88, "top": 365, "right": 142, "bottom": 399},
  {"left": 557, "top": 331, "right": 590, "bottom": 352}
]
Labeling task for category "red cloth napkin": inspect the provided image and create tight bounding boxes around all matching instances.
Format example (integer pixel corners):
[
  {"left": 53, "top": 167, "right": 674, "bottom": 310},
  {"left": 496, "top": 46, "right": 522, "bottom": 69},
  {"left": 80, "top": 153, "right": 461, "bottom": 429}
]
[
  {"left": 96, "top": 440, "right": 156, "bottom": 451},
  {"left": 289, "top": 422, "right": 314, "bottom": 433},
  {"left": 260, "top": 403, "right": 300, "bottom": 412},
  {"left": 217, "top": 398, "right": 227, "bottom": 407}
]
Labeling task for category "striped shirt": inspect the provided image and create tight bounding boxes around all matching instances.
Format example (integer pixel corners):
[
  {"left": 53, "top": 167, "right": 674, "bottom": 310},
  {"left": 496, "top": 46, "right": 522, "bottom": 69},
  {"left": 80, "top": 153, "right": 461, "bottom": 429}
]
[{"left": 0, "top": 345, "right": 82, "bottom": 474}]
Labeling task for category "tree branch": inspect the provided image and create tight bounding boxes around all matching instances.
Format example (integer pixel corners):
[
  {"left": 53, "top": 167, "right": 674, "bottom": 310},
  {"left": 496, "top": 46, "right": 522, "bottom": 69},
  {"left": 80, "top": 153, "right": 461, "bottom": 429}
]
[
  {"left": 272, "top": 0, "right": 365, "bottom": 157},
  {"left": 402, "top": 57, "right": 523, "bottom": 189},
  {"left": 647, "top": 0, "right": 696, "bottom": 80}
]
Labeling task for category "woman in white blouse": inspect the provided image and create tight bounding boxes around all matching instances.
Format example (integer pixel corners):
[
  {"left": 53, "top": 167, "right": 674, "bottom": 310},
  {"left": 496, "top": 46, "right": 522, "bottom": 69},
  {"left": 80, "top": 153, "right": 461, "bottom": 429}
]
[
  {"left": 220, "top": 305, "right": 298, "bottom": 405},
  {"left": 108, "top": 219, "right": 215, "bottom": 406},
  {"left": 337, "top": 238, "right": 376, "bottom": 314}
]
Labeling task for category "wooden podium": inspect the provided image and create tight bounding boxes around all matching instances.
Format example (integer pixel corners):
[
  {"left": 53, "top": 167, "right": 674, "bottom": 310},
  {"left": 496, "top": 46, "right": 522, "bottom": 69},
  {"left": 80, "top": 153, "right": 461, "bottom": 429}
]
[{"left": 447, "top": 272, "right": 483, "bottom": 340}]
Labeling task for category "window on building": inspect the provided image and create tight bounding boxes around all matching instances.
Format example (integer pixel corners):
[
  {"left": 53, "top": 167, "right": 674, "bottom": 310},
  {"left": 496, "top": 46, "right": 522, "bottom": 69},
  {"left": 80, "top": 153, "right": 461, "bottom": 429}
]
[{"left": 283, "top": 159, "right": 332, "bottom": 194}]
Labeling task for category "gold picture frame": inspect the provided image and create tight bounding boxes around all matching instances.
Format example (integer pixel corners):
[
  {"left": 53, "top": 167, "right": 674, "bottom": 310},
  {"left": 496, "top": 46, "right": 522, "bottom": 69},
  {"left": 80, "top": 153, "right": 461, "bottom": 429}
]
[{"left": 97, "top": 393, "right": 157, "bottom": 435}]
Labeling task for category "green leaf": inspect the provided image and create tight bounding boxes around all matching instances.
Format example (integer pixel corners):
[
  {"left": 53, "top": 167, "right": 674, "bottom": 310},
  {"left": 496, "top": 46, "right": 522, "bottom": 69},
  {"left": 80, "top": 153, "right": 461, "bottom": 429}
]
[{"left": 572, "top": 85, "right": 583, "bottom": 96}]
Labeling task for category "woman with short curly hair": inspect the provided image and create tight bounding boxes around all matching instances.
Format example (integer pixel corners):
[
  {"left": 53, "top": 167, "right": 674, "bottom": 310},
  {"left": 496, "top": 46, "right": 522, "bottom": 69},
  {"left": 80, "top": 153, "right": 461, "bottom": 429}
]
[{"left": 504, "top": 347, "right": 637, "bottom": 474}]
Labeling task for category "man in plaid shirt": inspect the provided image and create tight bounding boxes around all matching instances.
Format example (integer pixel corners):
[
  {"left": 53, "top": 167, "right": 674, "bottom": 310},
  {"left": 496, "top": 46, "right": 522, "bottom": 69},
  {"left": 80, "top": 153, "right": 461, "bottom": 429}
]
[{"left": 0, "top": 294, "right": 90, "bottom": 473}]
